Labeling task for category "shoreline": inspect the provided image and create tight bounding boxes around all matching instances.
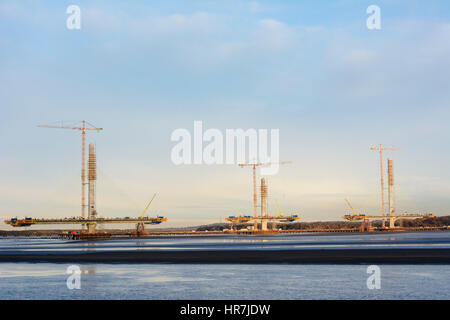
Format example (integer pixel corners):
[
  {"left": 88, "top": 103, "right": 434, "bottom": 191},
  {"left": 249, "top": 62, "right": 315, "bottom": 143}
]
[
  {"left": 1, "top": 248, "right": 450, "bottom": 264},
  {"left": 1, "top": 228, "right": 449, "bottom": 240}
]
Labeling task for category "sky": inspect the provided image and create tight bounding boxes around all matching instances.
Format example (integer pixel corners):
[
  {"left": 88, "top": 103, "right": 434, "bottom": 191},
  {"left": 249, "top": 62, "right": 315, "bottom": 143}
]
[{"left": 1, "top": 0, "right": 450, "bottom": 229}]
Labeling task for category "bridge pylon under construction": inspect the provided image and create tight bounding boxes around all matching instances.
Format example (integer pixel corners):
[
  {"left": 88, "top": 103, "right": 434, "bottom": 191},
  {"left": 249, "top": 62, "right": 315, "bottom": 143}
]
[
  {"left": 5, "top": 123, "right": 167, "bottom": 236},
  {"left": 227, "top": 177, "right": 301, "bottom": 231},
  {"left": 343, "top": 147, "right": 435, "bottom": 230}
]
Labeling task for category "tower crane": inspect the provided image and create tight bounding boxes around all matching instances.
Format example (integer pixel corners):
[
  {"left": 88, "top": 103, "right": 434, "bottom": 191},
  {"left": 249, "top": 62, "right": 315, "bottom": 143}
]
[
  {"left": 238, "top": 161, "right": 291, "bottom": 230},
  {"left": 371, "top": 144, "right": 401, "bottom": 227},
  {"left": 38, "top": 120, "right": 103, "bottom": 230}
]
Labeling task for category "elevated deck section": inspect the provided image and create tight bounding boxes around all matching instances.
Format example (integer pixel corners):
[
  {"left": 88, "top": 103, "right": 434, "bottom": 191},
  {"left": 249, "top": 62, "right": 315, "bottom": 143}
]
[
  {"left": 226, "top": 215, "right": 301, "bottom": 224},
  {"left": 5, "top": 217, "right": 168, "bottom": 227},
  {"left": 343, "top": 213, "right": 435, "bottom": 221}
]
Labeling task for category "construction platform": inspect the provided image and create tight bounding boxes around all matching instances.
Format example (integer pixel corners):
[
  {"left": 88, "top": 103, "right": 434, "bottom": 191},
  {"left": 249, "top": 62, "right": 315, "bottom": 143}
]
[
  {"left": 226, "top": 215, "right": 300, "bottom": 224},
  {"left": 5, "top": 216, "right": 168, "bottom": 227},
  {"left": 342, "top": 213, "right": 436, "bottom": 231},
  {"left": 5, "top": 216, "right": 168, "bottom": 238}
]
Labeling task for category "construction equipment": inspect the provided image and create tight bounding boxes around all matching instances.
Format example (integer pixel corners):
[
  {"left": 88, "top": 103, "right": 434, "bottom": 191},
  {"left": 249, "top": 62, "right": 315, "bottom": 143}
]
[
  {"left": 225, "top": 215, "right": 253, "bottom": 223},
  {"left": 286, "top": 215, "right": 300, "bottom": 222},
  {"left": 275, "top": 200, "right": 284, "bottom": 217},
  {"left": 225, "top": 209, "right": 253, "bottom": 231},
  {"left": 38, "top": 120, "right": 103, "bottom": 229},
  {"left": 7, "top": 217, "right": 34, "bottom": 227},
  {"left": 342, "top": 146, "right": 435, "bottom": 231},
  {"left": 342, "top": 198, "right": 366, "bottom": 221},
  {"left": 342, "top": 198, "right": 370, "bottom": 231},
  {"left": 238, "top": 161, "right": 291, "bottom": 230},
  {"left": 136, "top": 193, "right": 160, "bottom": 235},
  {"left": 226, "top": 193, "right": 300, "bottom": 231},
  {"left": 12, "top": 125, "right": 168, "bottom": 236},
  {"left": 141, "top": 193, "right": 157, "bottom": 218},
  {"left": 274, "top": 200, "right": 301, "bottom": 222},
  {"left": 370, "top": 144, "right": 401, "bottom": 227}
]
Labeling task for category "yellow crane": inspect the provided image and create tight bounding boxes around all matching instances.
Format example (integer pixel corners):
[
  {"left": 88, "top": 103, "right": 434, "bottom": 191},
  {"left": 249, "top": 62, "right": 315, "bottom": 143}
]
[
  {"left": 136, "top": 193, "right": 164, "bottom": 235},
  {"left": 343, "top": 198, "right": 365, "bottom": 221},
  {"left": 141, "top": 193, "right": 157, "bottom": 218},
  {"left": 275, "top": 200, "right": 301, "bottom": 222},
  {"left": 275, "top": 200, "right": 284, "bottom": 217},
  {"left": 345, "top": 198, "right": 357, "bottom": 215}
]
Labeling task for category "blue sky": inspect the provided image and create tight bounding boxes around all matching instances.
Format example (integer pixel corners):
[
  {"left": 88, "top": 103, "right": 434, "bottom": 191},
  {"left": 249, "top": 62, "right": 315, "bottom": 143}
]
[{"left": 1, "top": 0, "right": 450, "bottom": 228}]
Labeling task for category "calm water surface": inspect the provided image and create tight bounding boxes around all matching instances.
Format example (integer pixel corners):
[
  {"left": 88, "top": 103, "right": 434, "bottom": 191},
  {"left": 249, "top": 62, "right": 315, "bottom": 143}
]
[
  {"left": 1, "top": 263, "right": 449, "bottom": 299},
  {"left": 2, "top": 231, "right": 450, "bottom": 254},
  {"left": 1, "top": 232, "right": 449, "bottom": 299}
]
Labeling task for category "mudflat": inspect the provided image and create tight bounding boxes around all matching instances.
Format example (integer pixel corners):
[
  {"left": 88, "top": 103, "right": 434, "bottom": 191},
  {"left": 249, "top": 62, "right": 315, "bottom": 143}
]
[{"left": 1, "top": 248, "right": 450, "bottom": 264}]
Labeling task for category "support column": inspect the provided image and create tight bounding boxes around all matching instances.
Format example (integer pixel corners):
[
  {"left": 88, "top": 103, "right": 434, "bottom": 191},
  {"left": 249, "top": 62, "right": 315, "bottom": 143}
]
[
  {"left": 261, "top": 178, "right": 267, "bottom": 218},
  {"left": 261, "top": 219, "right": 268, "bottom": 231},
  {"left": 136, "top": 223, "right": 145, "bottom": 235},
  {"left": 388, "top": 158, "right": 394, "bottom": 228},
  {"left": 87, "top": 222, "right": 96, "bottom": 234},
  {"left": 389, "top": 217, "right": 395, "bottom": 228},
  {"left": 253, "top": 165, "right": 258, "bottom": 230},
  {"left": 260, "top": 178, "right": 269, "bottom": 231},
  {"left": 88, "top": 144, "right": 97, "bottom": 220}
]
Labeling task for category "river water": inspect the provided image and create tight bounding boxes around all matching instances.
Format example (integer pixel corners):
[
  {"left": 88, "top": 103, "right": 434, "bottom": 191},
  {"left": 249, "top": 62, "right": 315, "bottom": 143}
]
[{"left": 1, "top": 232, "right": 449, "bottom": 299}]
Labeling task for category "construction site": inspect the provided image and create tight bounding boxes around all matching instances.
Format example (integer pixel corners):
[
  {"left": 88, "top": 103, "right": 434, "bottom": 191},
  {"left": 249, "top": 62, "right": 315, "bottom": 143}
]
[
  {"left": 4, "top": 121, "right": 167, "bottom": 239},
  {"left": 3, "top": 122, "right": 443, "bottom": 238},
  {"left": 224, "top": 162, "right": 301, "bottom": 233},
  {"left": 341, "top": 145, "right": 435, "bottom": 231}
]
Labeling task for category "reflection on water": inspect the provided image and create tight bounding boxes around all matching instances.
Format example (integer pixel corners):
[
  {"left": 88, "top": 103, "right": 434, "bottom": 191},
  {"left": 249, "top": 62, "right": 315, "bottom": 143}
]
[
  {"left": 81, "top": 265, "right": 96, "bottom": 275},
  {"left": 1, "top": 232, "right": 450, "bottom": 255},
  {"left": 0, "top": 263, "right": 449, "bottom": 300},
  {"left": 1, "top": 233, "right": 449, "bottom": 299}
]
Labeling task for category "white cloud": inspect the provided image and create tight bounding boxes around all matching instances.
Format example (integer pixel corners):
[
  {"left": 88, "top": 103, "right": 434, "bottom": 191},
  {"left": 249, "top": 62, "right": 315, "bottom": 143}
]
[{"left": 257, "top": 18, "right": 297, "bottom": 50}]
